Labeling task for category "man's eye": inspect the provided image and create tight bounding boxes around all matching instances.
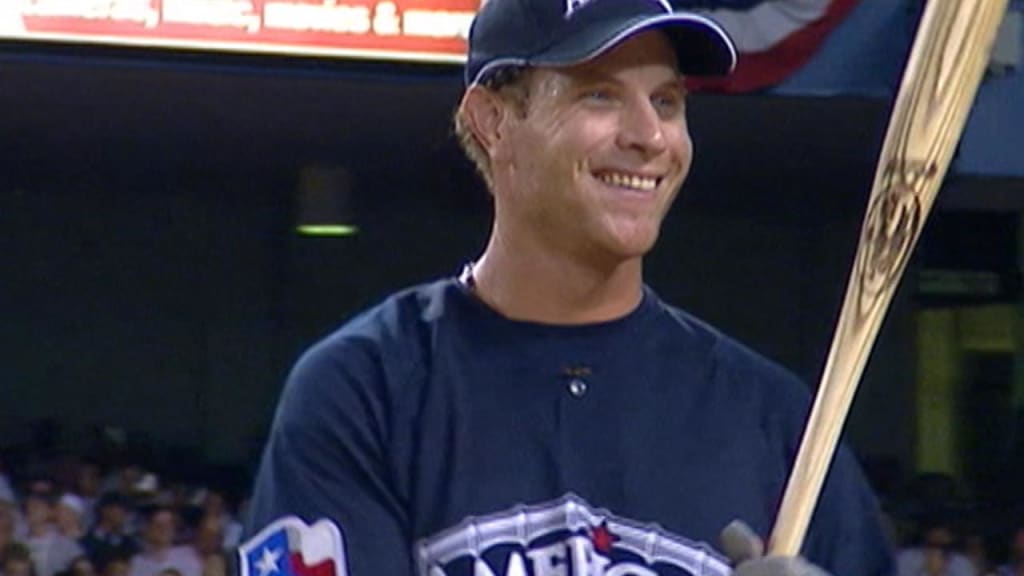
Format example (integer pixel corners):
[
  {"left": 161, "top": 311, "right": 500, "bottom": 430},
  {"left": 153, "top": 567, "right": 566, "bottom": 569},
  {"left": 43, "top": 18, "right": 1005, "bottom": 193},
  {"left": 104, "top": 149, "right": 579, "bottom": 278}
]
[
  {"left": 584, "top": 89, "right": 613, "bottom": 102},
  {"left": 653, "top": 94, "right": 684, "bottom": 114}
]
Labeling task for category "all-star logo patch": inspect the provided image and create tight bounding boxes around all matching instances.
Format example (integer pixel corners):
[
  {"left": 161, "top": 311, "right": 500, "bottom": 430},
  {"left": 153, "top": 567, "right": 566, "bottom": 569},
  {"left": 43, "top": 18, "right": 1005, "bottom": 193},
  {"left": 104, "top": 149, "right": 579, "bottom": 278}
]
[
  {"left": 416, "top": 494, "right": 730, "bottom": 576},
  {"left": 239, "top": 516, "right": 348, "bottom": 576}
]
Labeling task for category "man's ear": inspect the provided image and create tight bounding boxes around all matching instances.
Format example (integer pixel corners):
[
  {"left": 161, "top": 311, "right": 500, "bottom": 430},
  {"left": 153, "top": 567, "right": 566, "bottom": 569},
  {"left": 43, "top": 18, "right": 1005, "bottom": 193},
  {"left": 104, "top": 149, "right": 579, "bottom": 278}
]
[{"left": 458, "top": 85, "right": 513, "bottom": 160}]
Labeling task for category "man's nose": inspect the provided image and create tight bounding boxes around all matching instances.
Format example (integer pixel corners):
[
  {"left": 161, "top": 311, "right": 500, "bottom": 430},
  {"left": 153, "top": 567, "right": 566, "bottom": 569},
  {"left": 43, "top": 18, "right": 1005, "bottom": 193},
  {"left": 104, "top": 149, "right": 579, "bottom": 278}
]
[{"left": 616, "top": 98, "right": 668, "bottom": 156}]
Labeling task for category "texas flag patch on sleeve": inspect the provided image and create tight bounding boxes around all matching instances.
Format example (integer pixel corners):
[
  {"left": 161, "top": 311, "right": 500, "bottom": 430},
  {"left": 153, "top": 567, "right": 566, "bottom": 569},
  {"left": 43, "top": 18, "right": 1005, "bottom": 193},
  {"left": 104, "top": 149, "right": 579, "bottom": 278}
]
[{"left": 239, "top": 517, "right": 348, "bottom": 576}]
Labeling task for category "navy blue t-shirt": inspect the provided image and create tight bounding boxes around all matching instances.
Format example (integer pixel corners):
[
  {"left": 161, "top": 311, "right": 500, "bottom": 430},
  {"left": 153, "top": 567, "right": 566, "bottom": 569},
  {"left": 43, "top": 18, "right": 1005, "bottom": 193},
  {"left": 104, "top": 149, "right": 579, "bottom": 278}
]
[{"left": 245, "top": 278, "right": 894, "bottom": 575}]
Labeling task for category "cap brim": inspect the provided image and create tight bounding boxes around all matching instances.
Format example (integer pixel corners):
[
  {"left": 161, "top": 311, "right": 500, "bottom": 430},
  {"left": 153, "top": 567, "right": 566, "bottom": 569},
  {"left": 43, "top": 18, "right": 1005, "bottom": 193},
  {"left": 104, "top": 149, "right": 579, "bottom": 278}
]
[{"left": 532, "top": 13, "right": 736, "bottom": 78}]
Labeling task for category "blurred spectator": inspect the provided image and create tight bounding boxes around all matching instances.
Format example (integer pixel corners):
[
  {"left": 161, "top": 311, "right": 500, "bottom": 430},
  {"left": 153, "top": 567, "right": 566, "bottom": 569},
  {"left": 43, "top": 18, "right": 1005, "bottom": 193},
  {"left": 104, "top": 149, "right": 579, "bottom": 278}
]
[
  {"left": 1, "top": 542, "right": 35, "bottom": 576},
  {"left": 199, "top": 554, "right": 224, "bottom": 576},
  {"left": 189, "top": 515, "right": 221, "bottom": 576},
  {"left": 0, "top": 460, "right": 14, "bottom": 505},
  {"left": 101, "top": 469, "right": 142, "bottom": 503},
  {"left": 964, "top": 528, "right": 996, "bottom": 576},
  {"left": 74, "top": 464, "right": 102, "bottom": 529},
  {"left": 196, "top": 492, "right": 239, "bottom": 550},
  {"left": 23, "top": 493, "right": 84, "bottom": 576},
  {"left": 24, "top": 482, "right": 54, "bottom": 503},
  {"left": 0, "top": 505, "right": 16, "bottom": 552},
  {"left": 60, "top": 556, "right": 95, "bottom": 576},
  {"left": 232, "top": 497, "right": 248, "bottom": 537},
  {"left": 127, "top": 507, "right": 198, "bottom": 576},
  {"left": 164, "top": 488, "right": 188, "bottom": 518},
  {"left": 897, "top": 516, "right": 974, "bottom": 576},
  {"left": 128, "top": 477, "right": 159, "bottom": 513},
  {"left": 99, "top": 557, "right": 128, "bottom": 576},
  {"left": 996, "top": 526, "right": 1024, "bottom": 576},
  {"left": 80, "top": 494, "right": 138, "bottom": 572},
  {"left": 54, "top": 496, "right": 85, "bottom": 540},
  {"left": 190, "top": 517, "right": 221, "bottom": 560}
]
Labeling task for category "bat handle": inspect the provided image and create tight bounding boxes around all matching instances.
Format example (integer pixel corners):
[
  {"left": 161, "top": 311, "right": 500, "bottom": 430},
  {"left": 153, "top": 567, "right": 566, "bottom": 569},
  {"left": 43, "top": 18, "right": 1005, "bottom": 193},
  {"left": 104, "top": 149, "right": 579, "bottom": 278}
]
[{"left": 767, "top": 384, "right": 846, "bottom": 556}]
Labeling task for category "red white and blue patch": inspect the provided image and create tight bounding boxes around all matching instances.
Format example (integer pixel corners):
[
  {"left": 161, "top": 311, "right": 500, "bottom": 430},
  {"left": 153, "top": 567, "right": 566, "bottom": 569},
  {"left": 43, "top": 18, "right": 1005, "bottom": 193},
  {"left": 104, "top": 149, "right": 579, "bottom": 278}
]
[{"left": 239, "top": 517, "right": 348, "bottom": 576}]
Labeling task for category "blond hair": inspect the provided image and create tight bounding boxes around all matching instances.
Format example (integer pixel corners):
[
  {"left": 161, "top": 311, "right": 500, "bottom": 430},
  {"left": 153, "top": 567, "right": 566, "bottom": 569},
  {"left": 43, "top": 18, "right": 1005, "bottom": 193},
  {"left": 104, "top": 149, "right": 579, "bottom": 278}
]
[{"left": 453, "top": 66, "right": 532, "bottom": 190}]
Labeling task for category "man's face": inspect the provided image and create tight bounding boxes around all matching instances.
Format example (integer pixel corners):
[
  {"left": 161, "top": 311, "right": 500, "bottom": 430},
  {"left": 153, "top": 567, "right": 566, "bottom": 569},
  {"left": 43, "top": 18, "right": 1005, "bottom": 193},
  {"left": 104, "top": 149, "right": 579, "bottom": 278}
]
[
  {"left": 55, "top": 504, "right": 82, "bottom": 533},
  {"left": 71, "top": 557, "right": 96, "bottom": 576},
  {"left": 145, "top": 510, "right": 176, "bottom": 548},
  {"left": 78, "top": 465, "right": 101, "bottom": 496},
  {"left": 923, "top": 526, "right": 955, "bottom": 574},
  {"left": 100, "top": 504, "right": 127, "bottom": 529},
  {"left": 194, "top": 516, "right": 224, "bottom": 556},
  {"left": 203, "top": 492, "right": 226, "bottom": 516},
  {"left": 104, "top": 559, "right": 130, "bottom": 576},
  {"left": 490, "top": 30, "right": 691, "bottom": 265},
  {"left": 25, "top": 496, "right": 51, "bottom": 527}
]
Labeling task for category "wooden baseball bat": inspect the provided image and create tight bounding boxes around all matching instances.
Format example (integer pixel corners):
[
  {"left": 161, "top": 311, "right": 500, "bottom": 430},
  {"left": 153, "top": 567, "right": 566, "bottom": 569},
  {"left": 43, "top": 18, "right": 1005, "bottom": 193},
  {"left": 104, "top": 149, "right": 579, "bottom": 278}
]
[{"left": 767, "top": 0, "right": 1009, "bottom": 556}]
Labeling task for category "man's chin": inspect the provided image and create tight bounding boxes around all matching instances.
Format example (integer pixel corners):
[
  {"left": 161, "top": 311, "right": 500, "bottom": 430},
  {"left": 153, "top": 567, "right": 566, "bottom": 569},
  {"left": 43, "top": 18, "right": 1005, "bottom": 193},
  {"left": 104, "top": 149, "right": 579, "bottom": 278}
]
[{"left": 600, "top": 232, "right": 662, "bottom": 263}]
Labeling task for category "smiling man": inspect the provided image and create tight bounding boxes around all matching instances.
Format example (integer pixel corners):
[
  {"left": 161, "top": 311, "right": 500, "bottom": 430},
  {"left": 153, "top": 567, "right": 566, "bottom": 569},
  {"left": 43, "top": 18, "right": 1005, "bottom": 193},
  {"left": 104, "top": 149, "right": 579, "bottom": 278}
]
[{"left": 244, "top": 1, "right": 895, "bottom": 575}]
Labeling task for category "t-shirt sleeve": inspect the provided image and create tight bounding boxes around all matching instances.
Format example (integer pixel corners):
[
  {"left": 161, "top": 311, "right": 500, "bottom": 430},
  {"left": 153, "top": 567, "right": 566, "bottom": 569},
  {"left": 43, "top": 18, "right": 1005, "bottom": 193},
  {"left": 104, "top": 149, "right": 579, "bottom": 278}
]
[{"left": 244, "top": 336, "right": 412, "bottom": 575}]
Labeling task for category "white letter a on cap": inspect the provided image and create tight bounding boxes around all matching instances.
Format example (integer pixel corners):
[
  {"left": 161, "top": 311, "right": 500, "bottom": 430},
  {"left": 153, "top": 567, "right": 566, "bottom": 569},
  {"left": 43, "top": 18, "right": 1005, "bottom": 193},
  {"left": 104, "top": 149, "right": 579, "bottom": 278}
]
[{"left": 564, "top": 0, "right": 595, "bottom": 18}]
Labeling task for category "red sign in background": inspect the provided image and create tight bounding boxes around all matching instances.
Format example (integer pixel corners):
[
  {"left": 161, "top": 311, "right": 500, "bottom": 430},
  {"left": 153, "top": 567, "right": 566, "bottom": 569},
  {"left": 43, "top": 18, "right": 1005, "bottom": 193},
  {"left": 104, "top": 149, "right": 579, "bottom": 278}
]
[{"left": 0, "top": 0, "right": 482, "bottom": 63}]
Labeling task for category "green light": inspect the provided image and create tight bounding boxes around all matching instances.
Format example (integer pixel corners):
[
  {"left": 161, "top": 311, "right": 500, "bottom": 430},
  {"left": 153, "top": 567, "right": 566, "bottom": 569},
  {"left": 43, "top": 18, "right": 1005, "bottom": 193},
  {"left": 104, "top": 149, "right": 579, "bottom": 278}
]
[{"left": 296, "top": 224, "right": 359, "bottom": 237}]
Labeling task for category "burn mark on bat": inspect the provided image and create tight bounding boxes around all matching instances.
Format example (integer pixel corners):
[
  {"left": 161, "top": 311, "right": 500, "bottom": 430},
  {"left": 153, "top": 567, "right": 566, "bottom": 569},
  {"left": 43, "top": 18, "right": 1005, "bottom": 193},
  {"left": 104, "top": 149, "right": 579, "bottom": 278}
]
[
  {"left": 853, "top": 3, "right": 958, "bottom": 322},
  {"left": 856, "top": 158, "right": 932, "bottom": 318}
]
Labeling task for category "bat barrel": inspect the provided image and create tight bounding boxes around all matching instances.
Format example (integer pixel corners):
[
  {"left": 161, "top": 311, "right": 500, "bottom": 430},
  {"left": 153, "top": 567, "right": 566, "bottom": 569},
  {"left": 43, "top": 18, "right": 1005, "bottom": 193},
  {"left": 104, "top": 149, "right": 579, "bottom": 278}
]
[{"left": 766, "top": 0, "right": 1009, "bottom": 556}]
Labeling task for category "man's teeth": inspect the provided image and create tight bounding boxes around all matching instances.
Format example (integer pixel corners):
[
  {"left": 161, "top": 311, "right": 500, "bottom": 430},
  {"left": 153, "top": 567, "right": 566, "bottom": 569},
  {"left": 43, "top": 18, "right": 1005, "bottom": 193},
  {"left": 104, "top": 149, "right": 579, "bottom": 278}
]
[{"left": 596, "top": 172, "right": 658, "bottom": 191}]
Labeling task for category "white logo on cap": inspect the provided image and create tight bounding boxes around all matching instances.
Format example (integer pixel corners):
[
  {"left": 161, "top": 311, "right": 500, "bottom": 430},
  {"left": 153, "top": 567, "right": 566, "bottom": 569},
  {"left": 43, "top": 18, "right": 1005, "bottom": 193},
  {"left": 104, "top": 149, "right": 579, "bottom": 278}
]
[
  {"left": 564, "top": 0, "right": 596, "bottom": 18},
  {"left": 566, "top": 0, "right": 672, "bottom": 19}
]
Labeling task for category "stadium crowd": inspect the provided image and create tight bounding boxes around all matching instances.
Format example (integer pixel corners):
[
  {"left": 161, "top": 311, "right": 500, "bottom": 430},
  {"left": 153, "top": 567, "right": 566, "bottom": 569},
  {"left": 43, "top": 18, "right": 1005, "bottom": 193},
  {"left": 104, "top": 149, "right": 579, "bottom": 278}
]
[
  {"left": 0, "top": 444, "right": 242, "bottom": 576},
  {"left": 0, "top": 427, "right": 1020, "bottom": 576}
]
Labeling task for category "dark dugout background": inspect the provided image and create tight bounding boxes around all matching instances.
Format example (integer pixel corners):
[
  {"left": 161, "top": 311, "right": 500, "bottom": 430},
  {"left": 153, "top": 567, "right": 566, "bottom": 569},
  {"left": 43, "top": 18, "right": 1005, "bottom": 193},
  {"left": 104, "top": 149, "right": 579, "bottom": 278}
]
[{"left": 0, "top": 46, "right": 974, "bottom": 494}]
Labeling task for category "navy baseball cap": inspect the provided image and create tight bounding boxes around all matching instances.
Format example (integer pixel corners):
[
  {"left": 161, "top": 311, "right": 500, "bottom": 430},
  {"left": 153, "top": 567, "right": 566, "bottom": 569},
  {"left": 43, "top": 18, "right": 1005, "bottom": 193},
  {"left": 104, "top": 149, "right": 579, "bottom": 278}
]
[{"left": 465, "top": 0, "right": 737, "bottom": 86}]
